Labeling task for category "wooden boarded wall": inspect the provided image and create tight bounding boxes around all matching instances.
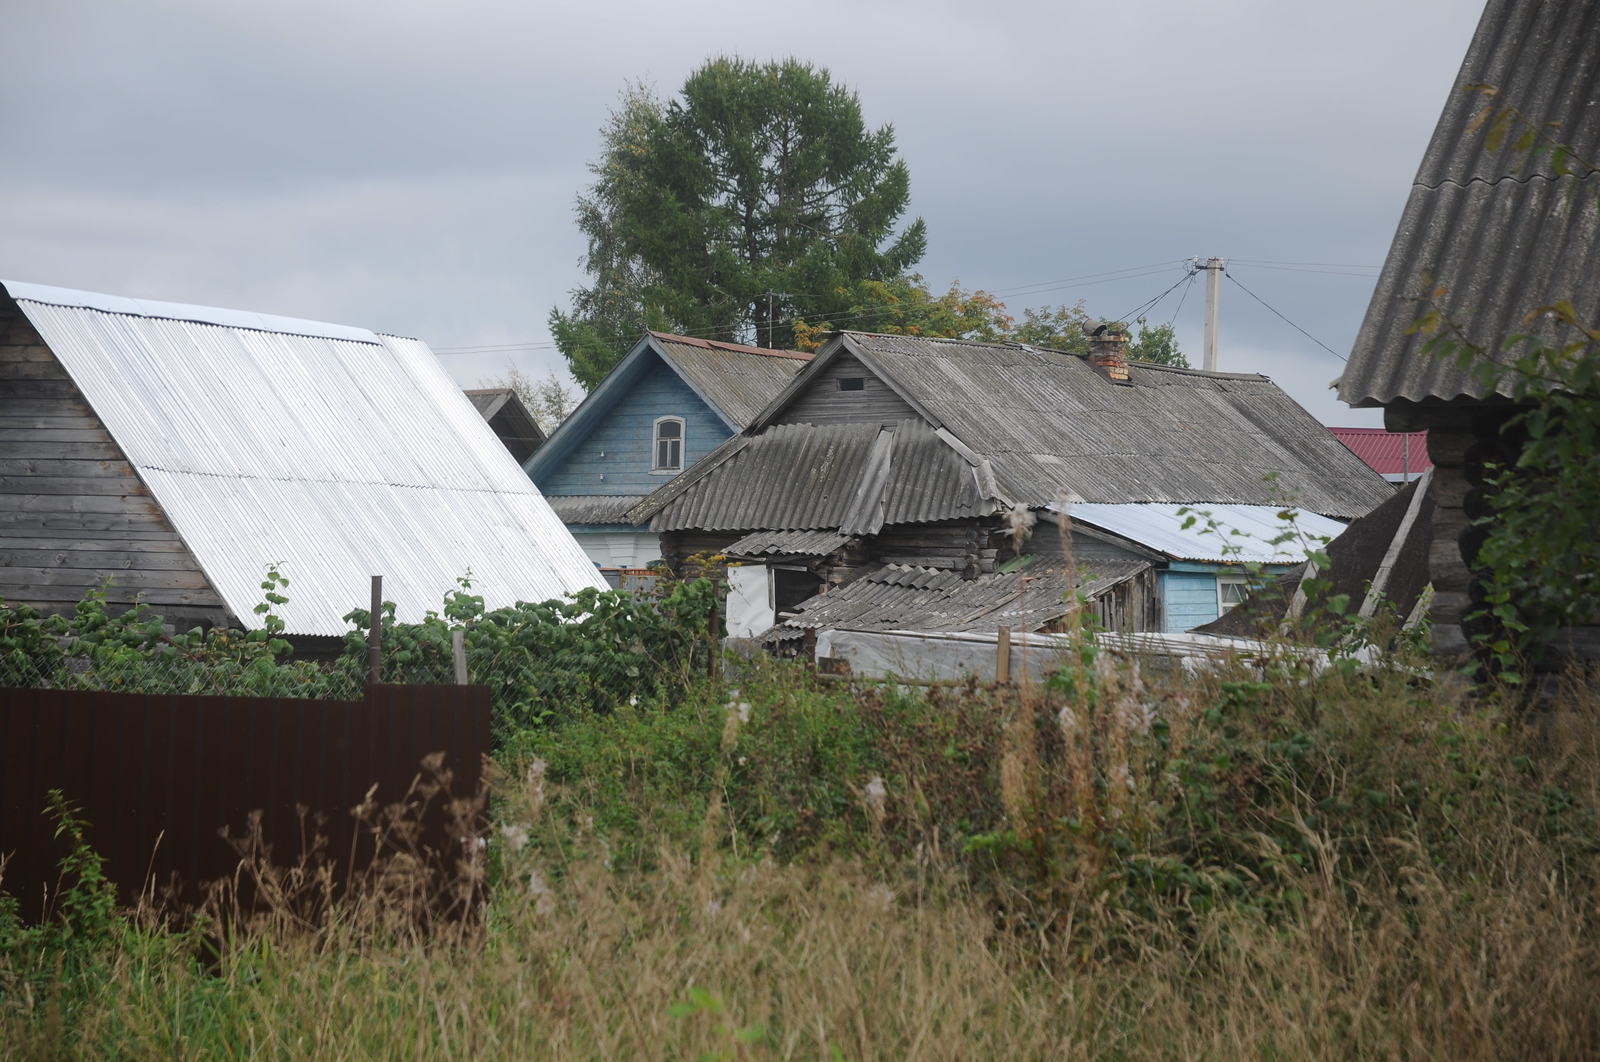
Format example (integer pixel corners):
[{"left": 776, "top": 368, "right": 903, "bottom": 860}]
[
  {"left": 774, "top": 352, "right": 920, "bottom": 427},
  {"left": 0, "top": 296, "right": 229, "bottom": 629}
]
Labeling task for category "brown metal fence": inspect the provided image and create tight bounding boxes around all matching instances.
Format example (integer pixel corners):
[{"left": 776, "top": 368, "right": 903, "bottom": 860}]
[{"left": 0, "top": 684, "right": 490, "bottom": 922}]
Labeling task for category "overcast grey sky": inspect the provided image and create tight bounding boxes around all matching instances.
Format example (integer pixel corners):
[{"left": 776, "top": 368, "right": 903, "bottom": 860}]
[{"left": 1, "top": 0, "right": 1485, "bottom": 426}]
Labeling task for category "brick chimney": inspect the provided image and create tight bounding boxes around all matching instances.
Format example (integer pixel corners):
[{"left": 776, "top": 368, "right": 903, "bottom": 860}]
[{"left": 1087, "top": 328, "right": 1131, "bottom": 383}]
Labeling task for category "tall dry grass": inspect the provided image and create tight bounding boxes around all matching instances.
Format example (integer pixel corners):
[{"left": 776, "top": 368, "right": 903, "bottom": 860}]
[{"left": 5, "top": 662, "right": 1600, "bottom": 1060}]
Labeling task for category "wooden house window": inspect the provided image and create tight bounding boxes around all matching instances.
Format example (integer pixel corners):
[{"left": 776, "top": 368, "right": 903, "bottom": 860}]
[
  {"left": 838, "top": 377, "right": 865, "bottom": 391},
  {"left": 653, "top": 417, "right": 684, "bottom": 472},
  {"left": 1217, "top": 574, "right": 1249, "bottom": 614}
]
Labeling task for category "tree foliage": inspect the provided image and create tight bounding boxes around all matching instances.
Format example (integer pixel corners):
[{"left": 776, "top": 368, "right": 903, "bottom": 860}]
[
  {"left": 551, "top": 58, "right": 927, "bottom": 385},
  {"left": 794, "top": 282, "right": 1190, "bottom": 367},
  {"left": 478, "top": 368, "right": 583, "bottom": 434}
]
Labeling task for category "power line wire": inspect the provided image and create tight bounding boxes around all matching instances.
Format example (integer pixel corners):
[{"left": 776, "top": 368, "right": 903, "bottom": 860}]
[
  {"left": 1166, "top": 270, "right": 1198, "bottom": 327},
  {"left": 1228, "top": 258, "right": 1380, "bottom": 270},
  {"left": 1229, "top": 262, "right": 1380, "bottom": 279},
  {"left": 431, "top": 262, "right": 1191, "bottom": 355},
  {"left": 1222, "top": 269, "right": 1348, "bottom": 362},
  {"left": 1116, "top": 265, "right": 1198, "bottom": 325}
]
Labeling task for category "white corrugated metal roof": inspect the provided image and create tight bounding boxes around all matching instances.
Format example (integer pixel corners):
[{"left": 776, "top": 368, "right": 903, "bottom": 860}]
[
  {"left": 6, "top": 281, "right": 605, "bottom": 635},
  {"left": 1055, "top": 502, "right": 1348, "bottom": 564}
]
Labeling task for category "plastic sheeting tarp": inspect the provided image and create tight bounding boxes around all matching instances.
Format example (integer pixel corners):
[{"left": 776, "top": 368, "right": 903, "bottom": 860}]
[{"left": 812, "top": 627, "right": 1360, "bottom": 682}]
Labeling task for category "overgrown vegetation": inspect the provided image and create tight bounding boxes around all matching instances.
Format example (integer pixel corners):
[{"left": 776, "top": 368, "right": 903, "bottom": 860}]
[
  {"left": 5, "top": 592, "right": 1599, "bottom": 1056},
  {"left": 0, "top": 573, "right": 718, "bottom": 740}
]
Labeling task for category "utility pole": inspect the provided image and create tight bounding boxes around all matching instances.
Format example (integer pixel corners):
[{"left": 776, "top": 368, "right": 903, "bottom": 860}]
[{"left": 1193, "top": 257, "right": 1226, "bottom": 372}]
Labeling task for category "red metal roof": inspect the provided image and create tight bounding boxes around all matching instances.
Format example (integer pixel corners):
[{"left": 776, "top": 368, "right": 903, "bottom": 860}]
[{"left": 1329, "top": 427, "right": 1431, "bottom": 477}]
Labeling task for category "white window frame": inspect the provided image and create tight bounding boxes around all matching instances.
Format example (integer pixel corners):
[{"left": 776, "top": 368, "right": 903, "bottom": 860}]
[
  {"left": 652, "top": 416, "right": 684, "bottom": 473},
  {"left": 1217, "top": 573, "right": 1250, "bottom": 614}
]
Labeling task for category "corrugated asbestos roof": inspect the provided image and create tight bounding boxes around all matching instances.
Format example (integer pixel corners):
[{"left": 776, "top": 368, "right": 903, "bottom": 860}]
[
  {"left": 1330, "top": 427, "right": 1432, "bottom": 477},
  {"left": 637, "top": 331, "right": 1391, "bottom": 532},
  {"left": 836, "top": 333, "right": 1391, "bottom": 517},
  {"left": 651, "top": 333, "right": 811, "bottom": 427},
  {"left": 545, "top": 495, "right": 645, "bottom": 524},
  {"left": 725, "top": 529, "right": 853, "bottom": 557},
  {"left": 4, "top": 281, "right": 605, "bottom": 636},
  {"left": 642, "top": 419, "right": 992, "bottom": 532},
  {"left": 1058, "top": 502, "right": 1350, "bottom": 564},
  {"left": 775, "top": 559, "right": 1149, "bottom": 635},
  {"left": 1339, "top": 0, "right": 1600, "bottom": 406}
]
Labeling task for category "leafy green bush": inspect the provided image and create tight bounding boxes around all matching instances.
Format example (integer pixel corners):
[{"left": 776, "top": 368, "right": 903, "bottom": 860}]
[{"left": 0, "top": 572, "right": 719, "bottom": 742}]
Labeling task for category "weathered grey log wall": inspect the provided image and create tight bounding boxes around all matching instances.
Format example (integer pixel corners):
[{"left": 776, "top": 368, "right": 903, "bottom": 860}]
[
  {"left": 0, "top": 297, "right": 229, "bottom": 629},
  {"left": 775, "top": 352, "right": 919, "bottom": 427}
]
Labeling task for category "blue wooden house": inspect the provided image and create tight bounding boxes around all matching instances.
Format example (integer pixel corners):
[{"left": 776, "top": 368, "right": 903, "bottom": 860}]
[{"left": 526, "top": 332, "right": 811, "bottom": 570}]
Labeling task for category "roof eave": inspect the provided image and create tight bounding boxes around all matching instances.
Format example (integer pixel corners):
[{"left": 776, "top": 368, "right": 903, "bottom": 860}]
[{"left": 524, "top": 332, "right": 657, "bottom": 480}]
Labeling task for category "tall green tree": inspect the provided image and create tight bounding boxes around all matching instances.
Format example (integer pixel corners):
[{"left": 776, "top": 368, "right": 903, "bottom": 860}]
[{"left": 551, "top": 58, "right": 927, "bottom": 386}]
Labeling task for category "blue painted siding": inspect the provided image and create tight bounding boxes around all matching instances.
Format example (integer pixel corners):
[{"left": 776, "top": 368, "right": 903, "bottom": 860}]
[
  {"left": 1161, "top": 570, "right": 1221, "bottom": 632},
  {"left": 538, "top": 360, "right": 732, "bottom": 498},
  {"left": 1159, "top": 561, "right": 1294, "bottom": 632}
]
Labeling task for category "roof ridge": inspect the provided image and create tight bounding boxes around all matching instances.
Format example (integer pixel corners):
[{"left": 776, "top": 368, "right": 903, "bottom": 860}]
[{"left": 650, "top": 331, "right": 812, "bottom": 360}]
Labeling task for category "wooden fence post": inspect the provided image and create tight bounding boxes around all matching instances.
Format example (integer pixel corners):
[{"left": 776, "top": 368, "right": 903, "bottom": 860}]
[
  {"left": 452, "top": 629, "right": 469, "bottom": 685},
  {"left": 368, "top": 575, "right": 383, "bottom": 686},
  {"left": 707, "top": 597, "right": 721, "bottom": 679},
  {"left": 996, "top": 626, "right": 1012, "bottom": 685}
]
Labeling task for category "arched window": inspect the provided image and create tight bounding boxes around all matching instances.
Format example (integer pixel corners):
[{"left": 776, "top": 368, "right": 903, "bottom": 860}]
[{"left": 653, "top": 416, "right": 684, "bottom": 472}]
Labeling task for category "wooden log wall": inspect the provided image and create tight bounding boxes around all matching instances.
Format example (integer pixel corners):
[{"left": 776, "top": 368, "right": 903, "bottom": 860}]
[
  {"left": 1412, "top": 403, "right": 1600, "bottom": 676},
  {"left": 773, "top": 352, "right": 919, "bottom": 427},
  {"left": 0, "top": 299, "right": 229, "bottom": 630},
  {"left": 869, "top": 519, "right": 986, "bottom": 575}
]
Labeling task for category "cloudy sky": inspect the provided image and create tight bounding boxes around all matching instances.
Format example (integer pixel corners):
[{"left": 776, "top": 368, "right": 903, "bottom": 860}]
[{"left": 1, "top": 0, "right": 1485, "bottom": 426}]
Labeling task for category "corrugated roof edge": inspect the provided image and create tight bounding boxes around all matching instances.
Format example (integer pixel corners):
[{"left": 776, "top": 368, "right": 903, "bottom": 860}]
[
  {"left": 650, "top": 331, "right": 813, "bottom": 360},
  {"left": 2, "top": 280, "right": 388, "bottom": 345}
]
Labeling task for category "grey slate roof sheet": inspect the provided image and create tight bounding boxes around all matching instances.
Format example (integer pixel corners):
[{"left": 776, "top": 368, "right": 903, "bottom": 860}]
[
  {"left": 725, "top": 529, "right": 854, "bottom": 557},
  {"left": 642, "top": 332, "right": 1391, "bottom": 531},
  {"left": 546, "top": 495, "right": 647, "bottom": 524},
  {"left": 651, "top": 333, "right": 811, "bottom": 426},
  {"left": 838, "top": 333, "right": 1389, "bottom": 517},
  {"left": 643, "top": 419, "right": 991, "bottom": 533},
  {"left": 1339, "top": 0, "right": 1600, "bottom": 406},
  {"left": 776, "top": 559, "right": 1149, "bottom": 635}
]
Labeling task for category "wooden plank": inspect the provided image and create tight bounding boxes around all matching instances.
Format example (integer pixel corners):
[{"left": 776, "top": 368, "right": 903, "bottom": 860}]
[
  {"left": 0, "top": 566, "right": 215, "bottom": 590},
  {"left": 0, "top": 458, "right": 143, "bottom": 477},
  {"left": 1360, "top": 468, "right": 1434, "bottom": 619},
  {"left": 3, "top": 380, "right": 81, "bottom": 399},
  {"left": 0, "top": 360, "right": 69, "bottom": 380},
  {"left": 0, "top": 441, "right": 124, "bottom": 460},
  {"left": 0, "top": 534, "right": 188, "bottom": 551},
  {"left": 4, "top": 584, "right": 224, "bottom": 607},
  {"left": 0, "top": 477, "right": 148, "bottom": 496},
  {"left": 0, "top": 511, "right": 174, "bottom": 533},
  {"left": 0, "top": 343, "right": 57, "bottom": 362},
  {"left": 0, "top": 400, "right": 98, "bottom": 421},
  {"left": 0, "top": 549, "right": 201, "bottom": 571},
  {"left": 0, "top": 428, "right": 114, "bottom": 443},
  {"left": 0, "top": 494, "right": 162, "bottom": 515}
]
